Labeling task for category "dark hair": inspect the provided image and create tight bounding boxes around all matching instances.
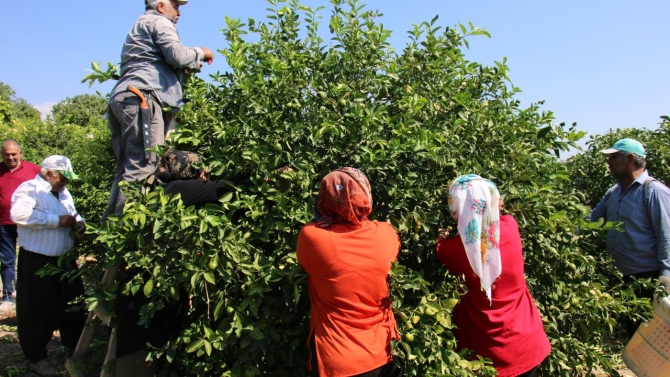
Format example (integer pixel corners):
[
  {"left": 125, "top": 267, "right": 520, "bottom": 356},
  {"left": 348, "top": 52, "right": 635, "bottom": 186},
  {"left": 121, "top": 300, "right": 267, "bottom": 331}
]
[{"left": 633, "top": 154, "right": 646, "bottom": 169}]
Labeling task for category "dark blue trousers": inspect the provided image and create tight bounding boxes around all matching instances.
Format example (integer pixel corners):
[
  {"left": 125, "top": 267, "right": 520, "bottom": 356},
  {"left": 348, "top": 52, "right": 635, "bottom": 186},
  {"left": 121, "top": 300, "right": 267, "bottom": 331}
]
[{"left": 0, "top": 224, "right": 18, "bottom": 302}]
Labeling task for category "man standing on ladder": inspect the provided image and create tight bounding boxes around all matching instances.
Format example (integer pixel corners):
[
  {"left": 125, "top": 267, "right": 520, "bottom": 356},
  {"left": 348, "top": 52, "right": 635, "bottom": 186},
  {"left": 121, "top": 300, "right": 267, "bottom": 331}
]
[
  {"left": 103, "top": 0, "right": 214, "bottom": 219},
  {"left": 97, "top": 0, "right": 213, "bottom": 375}
]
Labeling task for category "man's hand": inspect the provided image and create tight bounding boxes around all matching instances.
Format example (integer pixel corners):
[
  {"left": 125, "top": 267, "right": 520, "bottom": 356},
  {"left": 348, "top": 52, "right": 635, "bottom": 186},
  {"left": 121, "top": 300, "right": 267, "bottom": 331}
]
[
  {"left": 659, "top": 276, "right": 670, "bottom": 292},
  {"left": 75, "top": 221, "right": 86, "bottom": 236},
  {"left": 264, "top": 166, "right": 294, "bottom": 192},
  {"left": 202, "top": 47, "right": 214, "bottom": 64},
  {"left": 184, "top": 63, "right": 203, "bottom": 76},
  {"left": 69, "top": 221, "right": 86, "bottom": 240},
  {"left": 58, "top": 215, "right": 76, "bottom": 228}
]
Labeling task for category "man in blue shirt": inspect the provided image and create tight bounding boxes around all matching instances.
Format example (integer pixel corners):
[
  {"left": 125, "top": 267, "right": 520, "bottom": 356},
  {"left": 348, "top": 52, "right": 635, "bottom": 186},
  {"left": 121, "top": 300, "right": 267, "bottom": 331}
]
[{"left": 591, "top": 138, "right": 670, "bottom": 337}]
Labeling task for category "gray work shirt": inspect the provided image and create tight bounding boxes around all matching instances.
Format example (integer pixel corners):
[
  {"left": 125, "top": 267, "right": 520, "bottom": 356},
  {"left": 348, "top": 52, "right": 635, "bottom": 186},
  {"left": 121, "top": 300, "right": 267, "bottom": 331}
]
[
  {"left": 110, "top": 10, "right": 203, "bottom": 107},
  {"left": 591, "top": 170, "right": 670, "bottom": 277}
]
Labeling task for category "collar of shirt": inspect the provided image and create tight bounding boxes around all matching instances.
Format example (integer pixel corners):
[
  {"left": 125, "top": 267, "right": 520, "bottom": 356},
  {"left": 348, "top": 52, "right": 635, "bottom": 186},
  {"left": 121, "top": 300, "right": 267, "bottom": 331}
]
[
  {"left": 0, "top": 163, "right": 19, "bottom": 174},
  {"left": 633, "top": 170, "right": 650, "bottom": 185},
  {"left": 616, "top": 170, "right": 650, "bottom": 195},
  {"left": 0, "top": 161, "right": 40, "bottom": 176}
]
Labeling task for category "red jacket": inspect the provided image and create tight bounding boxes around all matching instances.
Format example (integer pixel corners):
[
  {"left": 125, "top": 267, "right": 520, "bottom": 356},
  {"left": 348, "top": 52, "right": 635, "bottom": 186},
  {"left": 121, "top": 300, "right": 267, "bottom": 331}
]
[{"left": 436, "top": 215, "right": 551, "bottom": 377}]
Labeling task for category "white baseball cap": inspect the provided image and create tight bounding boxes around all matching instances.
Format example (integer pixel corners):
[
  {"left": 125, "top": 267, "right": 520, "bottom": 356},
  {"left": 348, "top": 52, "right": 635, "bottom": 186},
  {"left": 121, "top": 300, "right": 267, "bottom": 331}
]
[{"left": 42, "top": 155, "right": 79, "bottom": 180}]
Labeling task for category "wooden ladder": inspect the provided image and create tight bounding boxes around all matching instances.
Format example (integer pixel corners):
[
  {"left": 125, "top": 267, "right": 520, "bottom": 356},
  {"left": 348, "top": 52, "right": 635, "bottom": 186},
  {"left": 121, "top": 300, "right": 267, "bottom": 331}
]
[{"left": 66, "top": 262, "right": 121, "bottom": 377}]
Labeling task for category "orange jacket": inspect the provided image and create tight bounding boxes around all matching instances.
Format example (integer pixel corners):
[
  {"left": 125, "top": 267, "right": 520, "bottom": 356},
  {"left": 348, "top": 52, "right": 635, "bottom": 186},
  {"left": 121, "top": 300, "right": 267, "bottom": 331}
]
[{"left": 297, "top": 220, "right": 400, "bottom": 377}]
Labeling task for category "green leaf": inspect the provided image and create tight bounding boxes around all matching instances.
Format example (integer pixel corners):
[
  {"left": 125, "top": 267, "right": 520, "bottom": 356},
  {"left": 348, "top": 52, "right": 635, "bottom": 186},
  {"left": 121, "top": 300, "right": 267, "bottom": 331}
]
[
  {"left": 213, "top": 301, "right": 224, "bottom": 320},
  {"left": 204, "top": 340, "right": 212, "bottom": 356},
  {"left": 203, "top": 272, "right": 216, "bottom": 284},
  {"left": 186, "top": 338, "right": 205, "bottom": 353},
  {"left": 143, "top": 279, "right": 154, "bottom": 297},
  {"left": 220, "top": 192, "right": 234, "bottom": 203},
  {"left": 248, "top": 328, "right": 264, "bottom": 340}
]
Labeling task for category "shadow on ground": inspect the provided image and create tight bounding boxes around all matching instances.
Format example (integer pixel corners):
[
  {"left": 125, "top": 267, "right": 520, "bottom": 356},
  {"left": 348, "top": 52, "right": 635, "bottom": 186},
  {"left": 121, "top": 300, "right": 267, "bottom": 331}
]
[{"left": 0, "top": 305, "right": 107, "bottom": 377}]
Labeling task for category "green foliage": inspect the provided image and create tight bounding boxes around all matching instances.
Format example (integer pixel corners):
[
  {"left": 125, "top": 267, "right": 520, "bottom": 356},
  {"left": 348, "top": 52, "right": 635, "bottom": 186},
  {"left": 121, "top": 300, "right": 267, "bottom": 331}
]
[
  {"left": 9, "top": 98, "right": 41, "bottom": 122},
  {"left": 0, "top": 82, "right": 41, "bottom": 124},
  {"left": 86, "top": 1, "right": 646, "bottom": 376},
  {"left": 0, "top": 83, "right": 15, "bottom": 124},
  {"left": 50, "top": 93, "right": 108, "bottom": 127},
  {"left": 81, "top": 61, "right": 120, "bottom": 88},
  {"left": 0, "top": 97, "right": 11, "bottom": 124},
  {"left": 0, "top": 82, "right": 14, "bottom": 101}
]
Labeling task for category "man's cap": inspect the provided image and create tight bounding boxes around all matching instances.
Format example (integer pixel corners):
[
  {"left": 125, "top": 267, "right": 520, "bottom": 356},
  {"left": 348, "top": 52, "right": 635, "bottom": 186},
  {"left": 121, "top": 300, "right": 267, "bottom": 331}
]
[
  {"left": 42, "top": 155, "right": 79, "bottom": 180},
  {"left": 146, "top": 0, "right": 189, "bottom": 5},
  {"left": 600, "top": 138, "right": 646, "bottom": 158}
]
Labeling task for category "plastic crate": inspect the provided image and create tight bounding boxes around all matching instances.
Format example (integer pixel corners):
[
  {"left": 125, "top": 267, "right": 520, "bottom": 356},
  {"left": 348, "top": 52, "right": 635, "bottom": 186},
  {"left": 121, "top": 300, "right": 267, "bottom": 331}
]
[{"left": 623, "top": 296, "right": 670, "bottom": 377}]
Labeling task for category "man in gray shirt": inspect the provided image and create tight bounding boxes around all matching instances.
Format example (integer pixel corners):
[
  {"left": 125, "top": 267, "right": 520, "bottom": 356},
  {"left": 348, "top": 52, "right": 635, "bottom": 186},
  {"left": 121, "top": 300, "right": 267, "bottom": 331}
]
[
  {"left": 104, "top": 0, "right": 214, "bottom": 219},
  {"left": 591, "top": 138, "right": 670, "bottom": 337}
]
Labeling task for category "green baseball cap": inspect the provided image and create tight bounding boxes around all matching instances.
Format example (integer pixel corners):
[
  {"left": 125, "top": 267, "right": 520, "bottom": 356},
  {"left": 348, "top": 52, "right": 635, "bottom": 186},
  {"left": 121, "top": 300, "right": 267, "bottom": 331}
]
[
  {"left": 42, "top": 155, "right": 79, "bottom": 180},
  {"left": 600, "top": 138, "right": 646, "bottom": 158}
]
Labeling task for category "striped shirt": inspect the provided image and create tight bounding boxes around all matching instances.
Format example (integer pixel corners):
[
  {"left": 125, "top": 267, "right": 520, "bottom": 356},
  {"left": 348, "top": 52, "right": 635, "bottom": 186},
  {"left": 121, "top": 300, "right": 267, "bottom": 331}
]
[{"left": 10, "top": 175, "right": 83, "bottom": 257}]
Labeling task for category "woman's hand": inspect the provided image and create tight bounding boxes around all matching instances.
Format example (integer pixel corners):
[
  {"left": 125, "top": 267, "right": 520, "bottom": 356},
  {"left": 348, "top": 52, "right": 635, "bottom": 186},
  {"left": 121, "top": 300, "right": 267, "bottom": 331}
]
[{"left": 437, "top": 226, "right": 454, "bottom": 239}]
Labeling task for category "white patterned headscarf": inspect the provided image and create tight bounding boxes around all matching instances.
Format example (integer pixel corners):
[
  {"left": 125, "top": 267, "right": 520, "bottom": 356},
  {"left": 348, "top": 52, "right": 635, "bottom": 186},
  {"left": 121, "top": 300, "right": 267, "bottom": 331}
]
[{"left": 448, "top": 174, "right": 502, "bottom": 304}]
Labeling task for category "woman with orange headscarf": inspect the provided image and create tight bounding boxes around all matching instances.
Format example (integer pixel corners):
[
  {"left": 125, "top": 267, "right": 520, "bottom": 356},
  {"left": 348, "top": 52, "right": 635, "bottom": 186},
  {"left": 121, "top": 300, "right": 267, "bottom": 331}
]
[
  {"left": 297, "top": 167, "right": 403, "bottom": 377},
  {"left": 436, "top": 174, "right": 550, "bottom": 377}
]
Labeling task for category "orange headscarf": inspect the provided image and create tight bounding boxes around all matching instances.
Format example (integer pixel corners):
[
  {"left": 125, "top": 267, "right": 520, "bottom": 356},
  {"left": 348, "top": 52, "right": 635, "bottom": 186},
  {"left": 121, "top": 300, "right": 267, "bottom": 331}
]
[{"left": 314, "top": 167, "right": 372, "bottom": 228}]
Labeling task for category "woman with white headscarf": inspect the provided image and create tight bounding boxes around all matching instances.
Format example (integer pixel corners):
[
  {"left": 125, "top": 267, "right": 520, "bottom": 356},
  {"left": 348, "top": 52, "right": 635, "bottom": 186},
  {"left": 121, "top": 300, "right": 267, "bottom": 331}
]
[{"left": 436, "top": 174, "right": 550, "bottom": 377}]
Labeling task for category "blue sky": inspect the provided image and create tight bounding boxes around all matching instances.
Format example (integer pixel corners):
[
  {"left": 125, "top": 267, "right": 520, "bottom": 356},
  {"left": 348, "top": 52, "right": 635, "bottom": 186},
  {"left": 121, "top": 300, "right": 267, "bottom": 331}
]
[{"left": 3, "top": 0, "right": 669, "bottom": 153}]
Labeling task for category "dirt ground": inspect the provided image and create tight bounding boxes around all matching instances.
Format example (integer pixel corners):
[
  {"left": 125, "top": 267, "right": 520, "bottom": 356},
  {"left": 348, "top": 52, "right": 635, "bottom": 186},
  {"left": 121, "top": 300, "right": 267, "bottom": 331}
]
[
  {"left": 0, "top": 304, "right": 70, "bottom": 377},
  {"left": 0, "top": 280, "right": 107, "bottom": 377}
]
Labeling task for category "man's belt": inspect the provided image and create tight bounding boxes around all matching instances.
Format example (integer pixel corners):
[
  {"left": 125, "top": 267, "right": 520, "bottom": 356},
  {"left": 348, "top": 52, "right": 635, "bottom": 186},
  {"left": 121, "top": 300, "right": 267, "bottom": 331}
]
[
  {"left": 128, "top": 86, "right": 153, "bottom": 160},
  {"left": 19, "top": 247, "right": 60, "bottom": 260}
]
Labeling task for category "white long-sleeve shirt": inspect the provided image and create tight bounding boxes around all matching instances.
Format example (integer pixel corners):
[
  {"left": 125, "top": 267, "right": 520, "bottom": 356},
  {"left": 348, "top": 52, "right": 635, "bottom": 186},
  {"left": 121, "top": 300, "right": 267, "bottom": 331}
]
[{"left": 10, "top": 175, "right": 83, "bottom": 257}]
